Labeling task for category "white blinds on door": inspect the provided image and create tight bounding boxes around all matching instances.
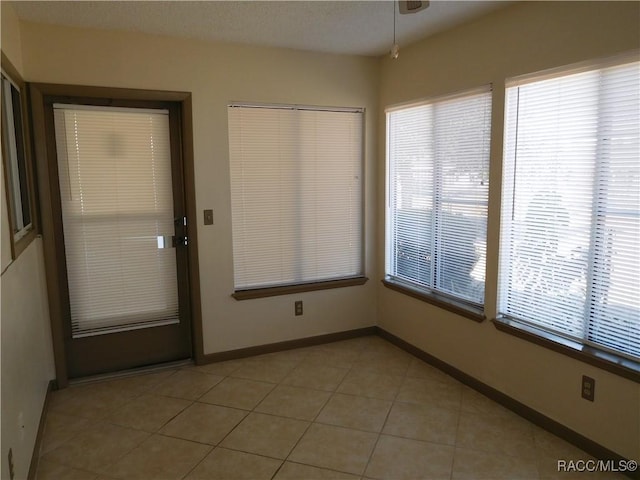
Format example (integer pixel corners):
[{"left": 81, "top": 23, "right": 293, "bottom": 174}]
[
  {"left": 54, "top": 105, "right": 179, "bottom": 338},
  {"left": 499, "top": 58, "right": 640, "bottom": 360}
]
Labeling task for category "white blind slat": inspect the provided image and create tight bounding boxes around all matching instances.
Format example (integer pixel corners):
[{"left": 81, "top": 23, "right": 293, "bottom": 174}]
[
  {"left": 386, "top": 87, "right": 492, "bottom": 305},
  {"left": 499, "top": 60, "right": 640, "bottom": 360},
  {"left": 54, "top": 106, "right": 179, "bottom": 338},
  {"left": 228, "top": 105, "right": 363, "bottom": 290}
]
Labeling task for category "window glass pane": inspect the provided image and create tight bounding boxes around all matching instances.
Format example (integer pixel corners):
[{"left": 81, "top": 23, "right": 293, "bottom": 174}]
[
  {"left": 386, "top": 88, "right": 492, "bottom": 306},
  {"left": 10, "top": 84, "right": 31, "bottom": 228},
  {"left": 499, "top": 59, "right": 640, "bottom": 360},
  {"left": 1, "top": 75, "right": 33, "bottom": 239}
]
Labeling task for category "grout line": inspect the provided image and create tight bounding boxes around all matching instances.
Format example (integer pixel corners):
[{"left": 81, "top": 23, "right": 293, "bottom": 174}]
[
  {"left": 273, "top": 341, "right": 369, "bottom": 478},
  {"left": 361, "top": 344, "right": 411, "bottom": 478},
  {"left": 40, "top": 335, "right": 563, "bottom": 480}
]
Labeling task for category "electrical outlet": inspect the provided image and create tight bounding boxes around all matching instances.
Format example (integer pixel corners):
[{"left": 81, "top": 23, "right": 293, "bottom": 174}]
[
  {"left": 295, "top": 300, "right": 303, "bottom": 316},
  {"left": 581, "top": 375, "right": 595, "bottom": 401},
  {"left": 8, "top": 448, "right": 15, "bottom": 480}
]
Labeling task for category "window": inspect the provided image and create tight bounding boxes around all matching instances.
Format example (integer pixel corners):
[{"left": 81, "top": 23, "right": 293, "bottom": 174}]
[
  {"left": 228, "top": 103, "right": 364, "bottom": 297},
  {"left": 385, "top": 86, "right": 492, "bottom": 314},
  {"left": 498, "top": 55, "right": 639, "bottom": 362},
  {"left": 1, "top": 55, "right": 37, "bottom": 259}
]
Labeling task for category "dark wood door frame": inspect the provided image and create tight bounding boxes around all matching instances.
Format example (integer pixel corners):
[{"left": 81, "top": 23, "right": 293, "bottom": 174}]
[{"left": 29, "top": 83, "right": 204, "bottom": 387}]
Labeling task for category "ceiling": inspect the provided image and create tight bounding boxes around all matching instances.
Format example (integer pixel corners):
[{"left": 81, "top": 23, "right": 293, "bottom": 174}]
[{"left": 10, "top": 1, "right": 510, "bottom": 57}]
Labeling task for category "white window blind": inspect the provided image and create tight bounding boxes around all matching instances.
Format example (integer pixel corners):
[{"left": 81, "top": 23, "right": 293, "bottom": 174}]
[
  {"left": 385, "top": 87, "right": 492, "bottom": 306},
  {"left": 54, "top": 105, "right": 180, "bottom": 338},
  {"left": 228, "top": 104, "right": 364, "bottom": 290},
  {"left": 499, "top": 57, "right": 640, "bottom": 360}
]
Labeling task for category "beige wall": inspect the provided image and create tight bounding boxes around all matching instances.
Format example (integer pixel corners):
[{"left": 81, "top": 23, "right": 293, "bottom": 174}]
[
  {"left": 377, "top": 1, "right": 640, "bottom": 459},
  {"left": 1, "top": 3, "right": 55, "bottom": 479},
  {"left": 4, "top": 0, "right": 638, "bottom": 467},
  {"left": 20, "top": 21, "right": 380, "bottom": 355}
]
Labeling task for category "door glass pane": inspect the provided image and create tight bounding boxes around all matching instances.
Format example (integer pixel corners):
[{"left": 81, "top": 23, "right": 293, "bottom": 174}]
[{"left": 54, "top": 105, "right": 179, "bottom": 338}]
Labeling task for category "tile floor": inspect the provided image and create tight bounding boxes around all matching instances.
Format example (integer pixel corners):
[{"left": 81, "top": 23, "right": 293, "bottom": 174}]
[{"left": 35, "top": 335, "right": 624, "bottom": 480}]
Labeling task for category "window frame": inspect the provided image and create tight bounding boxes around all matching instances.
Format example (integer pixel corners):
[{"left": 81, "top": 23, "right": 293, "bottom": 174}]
[
  {"left": 495, "top": 52, "right": 640, "bottom": 381},
  {"left": 1, "top": 52, "right": 38, "bottom": 261},
  {"left": 227, "top": 102, "right": 368, "bottom": 299},
  {"left": 383, "top": 86, "right": 492, "bottom": 321}
]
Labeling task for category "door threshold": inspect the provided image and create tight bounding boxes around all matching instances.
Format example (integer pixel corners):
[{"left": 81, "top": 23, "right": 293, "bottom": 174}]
[{"left": 68, "top": 358, "right": 194, "bottom": 386}]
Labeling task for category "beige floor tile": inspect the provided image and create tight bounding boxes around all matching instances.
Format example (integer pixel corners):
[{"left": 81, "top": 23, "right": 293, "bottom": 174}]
[
  {"left": 42, "top": 422, "right": 149, "bottom": 474},
  {"left": 160, "top": 402, "right": 247, "bottom": 445},
  {"left": 383, "top": 401, "right": 459, "bottom": 445},
  {"left": 189, "top": 359, "right": 245, "bottom": 377},
  {"left": 362, "top": 339, "right": 407, "bottom": 356},
  {"left": 336, "top": 369, "right": 403, "bottom": 400},
  {"left": 361, "top": 341, "right": 411, "bottom": 359},
  {"left": 199, "top": 376, "right": 275, "bottom": 410},
  {"left": 452, "top": 447, "right": 539, "bottom": 480},
  {"left": 152, "top": 370, "right": 224, "bottom": 400},
  {"left": 396, "top": 376, "right": 463, "bottom": 409},
  {"left": 274, "top": 461, "right": 361, "bottom": 479},
  {"left": 356, "top": 335, "right": 393, "bottom": 349},
  {"left": 185, "top": 447, "right": 282, "bottom": 480},
  {"left": 257, "top": 348, "right": 311, "bottom": 364},
  {"left": 304, "top": 343, "right": 363, "bottom": 368},
  {"left": 289, "top": 423, "right": 378, "bottom": 475},
  {"left": 316, "top": 393, "right": 392, "bottom": 432},
  {"left": 460, "top": 386, "right": 516, "bottom": 419},
  {"left": 352, "top": 350, "right": 412, "bottom": 377},
  {"left": 406, "top": 358, "right": 460, "bottom": 385},
  {"left": 231, "top": 357, "right": 298, "bottom": 383},
  {"left": 36, "top": 459, "right": 98, "bottom": 480},
  {"left": 221, "top": 412, "right": 309, "bottom": 459},
  {"left": 102, "top": 369, "right": 178, "bottom": 394},
  {"left": 49, "top": 383, "right": 135, "bottom": 420},
  {"left": 38, "top": 336, "right": 614, "bottom": 480},
  {"left": 108, "top": 394, "right": 191, "bottom": 432},
  {"left": 533, "top": 428, "right": 623, "bottom": 479},
  {"left": 532, "top": 426, "right": 593, "bottom": 460},
  {"left": 40, "top": 412, "right": 92, "bottom": 455},
  {"left": 282, "top": 363, "right": 350, "bottom": 391},
  {"left": 108, "top": 434, "right": 210, "bottom": 479},
  {"left": 456, "top": 411, "right": 536, "bottom": 459},
  {"left": 255, "top": 384, "right": 331, "bottom": 420},
  {"left": 365, "top": 435, "right": 454, "bottom": 480}
]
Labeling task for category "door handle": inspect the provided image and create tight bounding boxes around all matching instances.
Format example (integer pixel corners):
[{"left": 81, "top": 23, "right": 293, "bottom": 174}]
[
  {"left": 174, "top": 236, "right": 188, "bottom": 247},
  {"left": 157, "top": 235, "right": 188, "bottom": 248}
]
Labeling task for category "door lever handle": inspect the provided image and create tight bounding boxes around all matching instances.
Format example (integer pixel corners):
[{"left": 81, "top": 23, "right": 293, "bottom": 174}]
[
  {"left": 173, "top": 236, "right": 188, "bottom": 247},
  {"left": 157, "top": 235, "right": 188, "bottom": 248}
]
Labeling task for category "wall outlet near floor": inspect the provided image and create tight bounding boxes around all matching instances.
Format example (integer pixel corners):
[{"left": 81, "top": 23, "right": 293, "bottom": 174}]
[
  {"left": 295, "top": 300, "right": 303, "bottom": 316},
  {"left": 8, "top": 448, "right": 15, "bottom": 480},
  {"left": 581, "top": 375, "right": 595, "bottom": 401}
]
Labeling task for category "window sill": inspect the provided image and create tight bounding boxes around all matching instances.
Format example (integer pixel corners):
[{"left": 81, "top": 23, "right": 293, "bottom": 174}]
[
  {"left": 11, "top": 227, "right": 38, "bottom": 260},
  {"left": 492, "top": 317, "right": 640, "bottom": 383},
  {"left": 382, "top": 278, "right": 485, "bottom": 323},
  {"left": 233, "top": 276, "right": 368, "bottom": 300}
]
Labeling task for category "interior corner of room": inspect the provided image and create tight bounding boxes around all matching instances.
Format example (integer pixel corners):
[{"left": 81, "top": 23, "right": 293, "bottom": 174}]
[{"left": 1, "top": 1, "right": 639, "bottom": 480}]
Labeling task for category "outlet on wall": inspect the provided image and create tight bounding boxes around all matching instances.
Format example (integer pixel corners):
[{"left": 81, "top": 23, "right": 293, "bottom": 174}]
[
  {"left": 581, "top": 375, "right": 595, "bottom": 401},
  {"left": 295, "top": 300, "right": 303, "bottom": 316}
]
